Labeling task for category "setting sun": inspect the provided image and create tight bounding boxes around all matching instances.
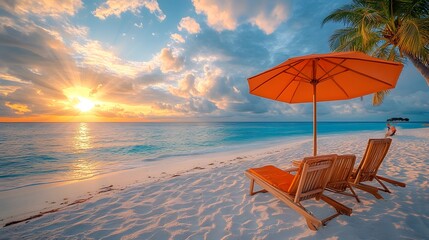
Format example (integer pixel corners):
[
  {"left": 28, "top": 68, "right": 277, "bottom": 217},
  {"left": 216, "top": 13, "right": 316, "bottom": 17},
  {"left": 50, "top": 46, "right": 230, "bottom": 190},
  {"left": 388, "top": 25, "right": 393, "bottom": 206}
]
[
  {"left": 63, "top": 87, "right": 97, "bottom": 114},
  {"left": 75, "top": 97, "right": 95, "bottom": 112}
]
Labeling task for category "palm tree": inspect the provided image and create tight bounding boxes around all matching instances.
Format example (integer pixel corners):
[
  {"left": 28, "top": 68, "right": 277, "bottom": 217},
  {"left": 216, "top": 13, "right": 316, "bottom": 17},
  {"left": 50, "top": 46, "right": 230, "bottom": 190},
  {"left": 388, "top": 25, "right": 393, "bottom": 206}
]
[{"left": 322, "top": 0, "right": 429, "bottom": 105}]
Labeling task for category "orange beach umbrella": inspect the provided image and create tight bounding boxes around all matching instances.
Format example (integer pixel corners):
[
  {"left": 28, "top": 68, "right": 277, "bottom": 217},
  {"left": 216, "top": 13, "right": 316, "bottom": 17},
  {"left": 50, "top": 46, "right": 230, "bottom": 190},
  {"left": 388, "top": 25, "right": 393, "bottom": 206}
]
[{"left": 248, "top": 51, "right": 403, "bottom": 156}]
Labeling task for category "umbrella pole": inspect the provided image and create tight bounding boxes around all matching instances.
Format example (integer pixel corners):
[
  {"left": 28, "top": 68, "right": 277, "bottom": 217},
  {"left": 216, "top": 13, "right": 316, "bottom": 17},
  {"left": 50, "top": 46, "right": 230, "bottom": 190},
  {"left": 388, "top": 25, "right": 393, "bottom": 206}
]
[{"left": 313, "top": 82, "right": 317, "bottom": 156}]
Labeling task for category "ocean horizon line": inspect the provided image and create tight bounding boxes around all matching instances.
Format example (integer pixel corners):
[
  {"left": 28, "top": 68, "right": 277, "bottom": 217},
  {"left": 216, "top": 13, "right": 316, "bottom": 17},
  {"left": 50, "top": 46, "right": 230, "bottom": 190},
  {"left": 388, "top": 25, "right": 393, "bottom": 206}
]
[{"left": 1, "top": 120, "right": 427, "bottom": 124}]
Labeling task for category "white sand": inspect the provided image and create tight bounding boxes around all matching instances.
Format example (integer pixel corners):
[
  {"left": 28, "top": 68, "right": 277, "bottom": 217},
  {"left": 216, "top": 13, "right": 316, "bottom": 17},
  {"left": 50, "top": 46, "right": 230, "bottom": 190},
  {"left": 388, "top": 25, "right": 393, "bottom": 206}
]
[{"left": 0, "top": 128, "right": 428, "bottom": 239}]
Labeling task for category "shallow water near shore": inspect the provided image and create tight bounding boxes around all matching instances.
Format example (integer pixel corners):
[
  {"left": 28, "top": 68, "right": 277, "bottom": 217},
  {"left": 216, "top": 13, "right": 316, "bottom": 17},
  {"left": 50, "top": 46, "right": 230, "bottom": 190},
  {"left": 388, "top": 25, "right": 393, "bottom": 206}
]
[{"left": 0, "top": 122, "right": 425, "bottom": 192}]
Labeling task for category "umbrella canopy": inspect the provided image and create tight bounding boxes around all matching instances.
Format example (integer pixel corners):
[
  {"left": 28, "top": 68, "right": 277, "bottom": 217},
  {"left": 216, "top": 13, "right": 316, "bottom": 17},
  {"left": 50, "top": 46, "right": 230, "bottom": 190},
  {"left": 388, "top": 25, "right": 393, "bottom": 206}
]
[{"left": 248, "top": 51, "right": 403, "bottom": 156}]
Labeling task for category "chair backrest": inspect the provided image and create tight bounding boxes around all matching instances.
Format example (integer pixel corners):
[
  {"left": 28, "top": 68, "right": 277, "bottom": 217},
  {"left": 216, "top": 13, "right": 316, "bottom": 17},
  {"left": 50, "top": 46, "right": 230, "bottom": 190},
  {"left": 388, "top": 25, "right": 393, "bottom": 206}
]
[
  {"left": 353, "top": 138, "right": 392, "bottom": 183},
  {"left": 327, "top": 154, "right": 356, "bottom": 191},
  {"left": 288, "top": 154, "right": 336, "bottom": 203}
]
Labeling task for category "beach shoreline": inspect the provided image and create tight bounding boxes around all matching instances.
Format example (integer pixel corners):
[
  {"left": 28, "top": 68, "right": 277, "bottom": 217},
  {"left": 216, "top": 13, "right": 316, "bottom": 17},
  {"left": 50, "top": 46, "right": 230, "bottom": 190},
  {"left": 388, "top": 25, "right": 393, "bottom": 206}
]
[{"left": 1, "top": 128, "right": 428, "bottom": 239}]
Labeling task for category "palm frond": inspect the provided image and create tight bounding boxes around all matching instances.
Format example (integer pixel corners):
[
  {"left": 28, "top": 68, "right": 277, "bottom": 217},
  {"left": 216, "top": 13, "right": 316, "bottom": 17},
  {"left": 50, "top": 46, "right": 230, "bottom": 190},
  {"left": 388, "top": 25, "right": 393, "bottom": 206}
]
[
  {"left": 322, "top": 4, "right": 362, "bottom": 26},
  {"left": 388, "top": 45, "right": 402, "bottom": 61},
  {"left": 322, "top": 2, "right": 383, "bottom": 28},
  {"left": 372, "top": 90, "right": 391, "bottom": 106},
  {"left": 323, "top": 0, "right": 429, "bottom": 85},
  {"left": 397, "top": 19, "right": 425, "bottom": 51},
  {"left": 329, "top": 27, "right": 380, "bottom": 52},
  {"left": 332, "top": 29, "right": 365, "bottom": 51},
  {"left": 399, "top": 0, "right": 429, "bottom": 19},
  {"left": 372, "top": 43, "right": 403, "bottom": 62}
]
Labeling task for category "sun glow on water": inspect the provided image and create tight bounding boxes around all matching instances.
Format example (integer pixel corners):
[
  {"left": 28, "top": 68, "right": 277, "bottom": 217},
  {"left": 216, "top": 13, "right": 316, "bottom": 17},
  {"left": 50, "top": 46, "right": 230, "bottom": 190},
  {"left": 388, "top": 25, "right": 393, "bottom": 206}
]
[{"left": 71, "top": 123, "right": 96, "bottom": 179}]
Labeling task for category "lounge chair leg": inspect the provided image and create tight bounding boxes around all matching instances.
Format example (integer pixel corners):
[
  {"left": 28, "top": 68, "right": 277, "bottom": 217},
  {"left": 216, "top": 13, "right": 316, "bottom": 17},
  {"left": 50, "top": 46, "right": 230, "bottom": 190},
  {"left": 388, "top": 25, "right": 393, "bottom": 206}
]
[
  {"left": 375, "top": 177, "right": 391, "bottom": 193},
  {"left": 306, "top": 219, "right": 319, "bottom": 231},
  {"left": 249, "top": 179, "right": 267, "bottom": 195},
  {"left": 322, "top": 212, "right": 341, "bottom": 225},
  {"left": 352, "top": 183, "right": 384, "bottom": 199},
  {"left": 325, "top": 187, "right": 360, "bottom": 203},
  {"left": 376, "top": 175, "right": 406, "bottom": 187},
  {"left": 321, "top": 195, "right": 352, "bottom": 216},
  {"left": 249, "top": 179, "right": 255, "bottom": 195},
  {"left": 347, "top": 183, "right": 360, "bottom": 203}
]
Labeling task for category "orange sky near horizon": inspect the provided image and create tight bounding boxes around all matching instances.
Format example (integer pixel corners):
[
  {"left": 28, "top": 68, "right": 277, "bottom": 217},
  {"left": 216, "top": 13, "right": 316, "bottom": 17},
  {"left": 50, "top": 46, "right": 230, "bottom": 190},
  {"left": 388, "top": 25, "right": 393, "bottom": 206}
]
[
  {"left": 0, "top": 85, "right": 180, "bottom": 122},
  {"left": 0, "top": 116, "right": 148, "bottom": 122}
]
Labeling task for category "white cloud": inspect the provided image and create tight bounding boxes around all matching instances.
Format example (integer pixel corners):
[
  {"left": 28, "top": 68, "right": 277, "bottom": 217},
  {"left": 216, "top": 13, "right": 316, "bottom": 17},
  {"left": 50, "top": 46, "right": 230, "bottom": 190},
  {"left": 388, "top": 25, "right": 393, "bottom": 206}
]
[
  {"left": 93, "top": 0, "right": 166, "bottom": 21},
  {"left": 0, "top": 17, "right": 16, "bottom": 30},
  {"left": 192, "top": 0, "right": 290, "bottom": 34},
  {"left": 158, "top": 48, "right": 184, "bottom": 73},
  {"left": 171, "top": 33, "right": 185, "bottom": 43},
  {"left": 180, "top": 97, "right": 217, "bottom": 113},
  {"left": 178, "top": 17, "right": 201, "bottom": 34},
  {"left": 64, "top": 24, "right": 89, "bottom": 38},
  {"left": 0, "top": 73, "right": 29, "bottom": 84},
  {"left": 331, "top": 102, "right": 365, "bottom": 115},
  {"left": 134, "top": 22, "right": 144, "bottom": 28},
  {"left": 191, "top": 65, "right": 239, "bottom": 110},
  {"left": 191, "top": 53, "right": 231, "bottom": 64},
  {"left": 71, "top": 40, "right": 154, "bottom": 78},
  {"left": 170, "top": 74, "right": 199, "bottom": 98}
]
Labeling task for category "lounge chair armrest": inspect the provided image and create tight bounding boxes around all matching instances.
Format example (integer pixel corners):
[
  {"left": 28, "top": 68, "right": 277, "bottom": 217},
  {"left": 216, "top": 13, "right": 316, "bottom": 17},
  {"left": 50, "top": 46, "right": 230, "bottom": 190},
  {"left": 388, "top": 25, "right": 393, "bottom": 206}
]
[
  {"left": 283, "top": 167, "right": 299, "bottom": 173},
  {"left": 291, "top": 160, "right": 302, "bottom": 167}
]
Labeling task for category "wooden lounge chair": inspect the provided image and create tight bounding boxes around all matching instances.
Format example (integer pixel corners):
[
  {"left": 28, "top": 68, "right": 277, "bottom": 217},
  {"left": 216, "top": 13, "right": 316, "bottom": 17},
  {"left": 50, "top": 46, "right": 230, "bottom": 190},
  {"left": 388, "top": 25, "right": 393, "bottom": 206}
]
[
  {"left": 325, "top": 154, "right": 360, "bottom": 202},
  {"left": 350, "top": 138, "right": 406, "bottom": 199},
  {"left": 245, "top": 154, "right": 352, "bottom": 230}
]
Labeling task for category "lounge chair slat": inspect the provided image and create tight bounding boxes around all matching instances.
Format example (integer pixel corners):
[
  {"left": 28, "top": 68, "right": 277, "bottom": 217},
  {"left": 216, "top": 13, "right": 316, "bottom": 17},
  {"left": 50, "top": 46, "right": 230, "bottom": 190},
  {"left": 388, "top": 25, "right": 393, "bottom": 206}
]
[{"left": 326, "top": 154, "right": 360, "bottom": 202}]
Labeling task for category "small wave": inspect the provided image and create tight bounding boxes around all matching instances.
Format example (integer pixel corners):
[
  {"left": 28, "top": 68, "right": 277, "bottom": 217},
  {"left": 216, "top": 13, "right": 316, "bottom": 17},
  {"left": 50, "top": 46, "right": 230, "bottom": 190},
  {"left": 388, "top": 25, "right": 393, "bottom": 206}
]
[
  {"left": 143, "top": 152, "right": 204, "bottom": 162},
  {"left": 127, "top": 144, "right": 162, "bottom": 154},
  {"left": 0, "top": 173, "right": 105, "bottom": 192},
  {"left": 0, "top": 173, "right": 27, "bottom": 179},
  {"left": 142, "top": 144, "right": 245, "bottom": 162}
]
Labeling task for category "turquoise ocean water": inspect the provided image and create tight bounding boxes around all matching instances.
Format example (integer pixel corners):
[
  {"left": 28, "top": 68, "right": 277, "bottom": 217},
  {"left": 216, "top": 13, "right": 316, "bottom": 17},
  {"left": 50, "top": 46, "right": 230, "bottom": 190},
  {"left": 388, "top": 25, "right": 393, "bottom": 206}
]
[{"left": 0, "top": 122, "right": 426, "bottom": 192}]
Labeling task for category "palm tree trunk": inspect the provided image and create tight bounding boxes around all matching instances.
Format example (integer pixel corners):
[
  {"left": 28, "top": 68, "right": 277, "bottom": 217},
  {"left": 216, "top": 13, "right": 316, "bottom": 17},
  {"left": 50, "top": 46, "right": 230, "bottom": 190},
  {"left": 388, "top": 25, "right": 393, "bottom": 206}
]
[{"left": 404, "top": 52, "right": 429, "bottom": 86}]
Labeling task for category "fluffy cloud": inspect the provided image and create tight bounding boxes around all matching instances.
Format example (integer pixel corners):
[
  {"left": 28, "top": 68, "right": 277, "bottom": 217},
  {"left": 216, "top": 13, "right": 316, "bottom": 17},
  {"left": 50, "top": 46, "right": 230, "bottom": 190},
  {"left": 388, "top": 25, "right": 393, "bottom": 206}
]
[
  {"left": 192, "top": 0, "right": 291, "bottom": 34},
  {"left": 171, "top": 33, "right": 185, "bottom": 43},
  {"left": 158, "top": 48, "right": 184, "bottom": 73},
  {"left": 0, "top": 0, "right": 82, "bottom": 17},
  {"left": 5, "top": 101, "right": 31, "bottom": 114},
  {"left": 178, "top": 17, "right": 201, "bottom": 34},
  {"left": 136, "top": 72, "right": 167, "bottom": 86},
  {"left": 180, "top": 97, "right": 217, "bottom": 113},
  {"left": 63, "top": 24, "right": 89, "bottom": 39},
  {"left": 94, "top": 0, "right": 166, "bottom": 21},
  {"left": 170, "top": 74, "right": 199, "bottom": 98},
  {"left": 153, "top": 97, "right": 217, "bottom": 114},
  {"left": 71, "top": 40, "right": 154, "bottom": 78},
  {"left": 93, "top": 104, "right": 144, "bottom": 119}
]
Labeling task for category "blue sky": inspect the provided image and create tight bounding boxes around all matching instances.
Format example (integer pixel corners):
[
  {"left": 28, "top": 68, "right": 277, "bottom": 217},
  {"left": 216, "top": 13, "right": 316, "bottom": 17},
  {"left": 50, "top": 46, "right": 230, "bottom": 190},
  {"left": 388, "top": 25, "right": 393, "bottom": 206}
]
[{"left": 0, "top": 0, "right": 428, "bottom": 122}]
